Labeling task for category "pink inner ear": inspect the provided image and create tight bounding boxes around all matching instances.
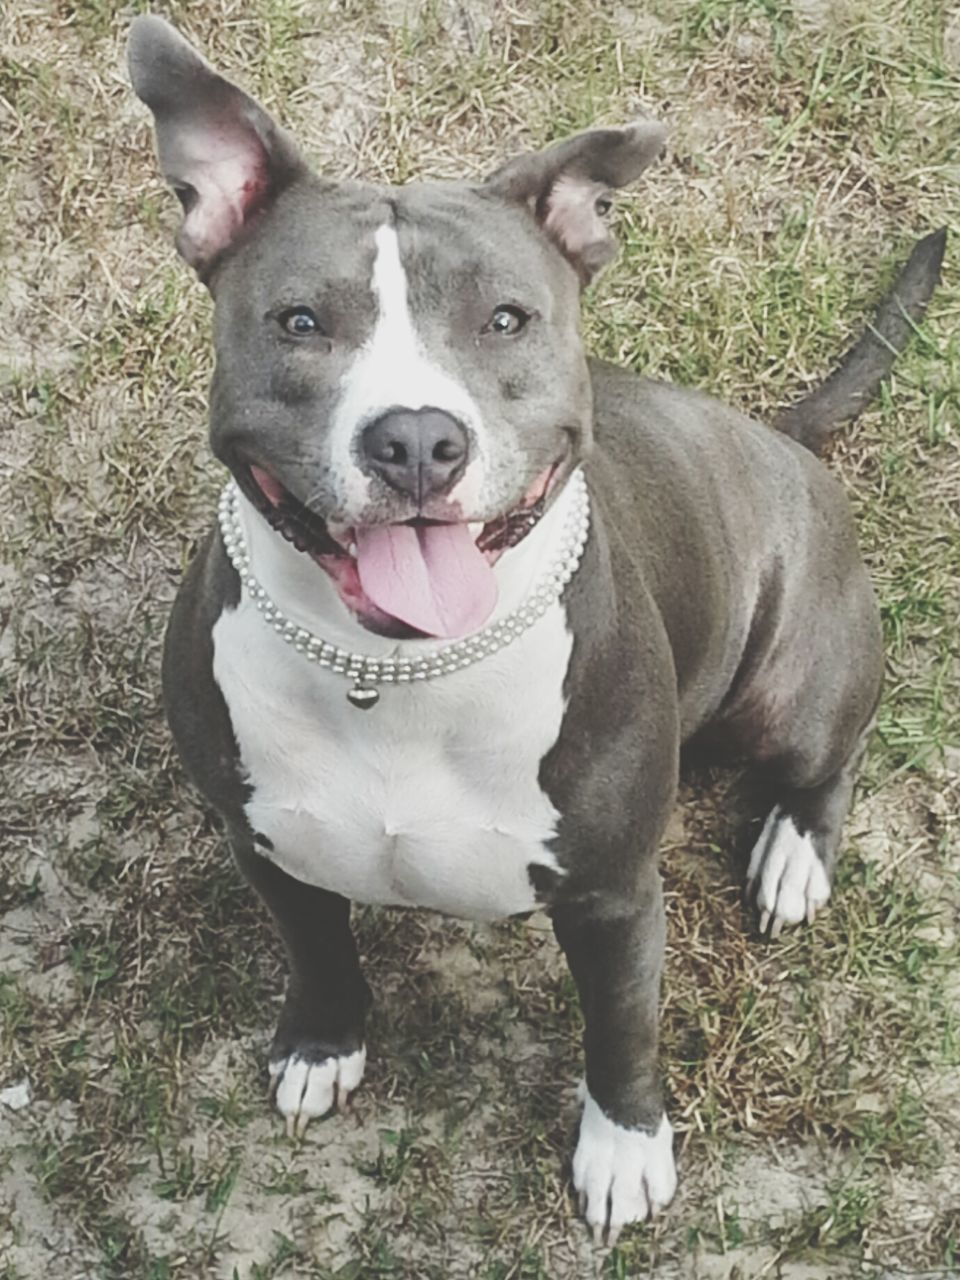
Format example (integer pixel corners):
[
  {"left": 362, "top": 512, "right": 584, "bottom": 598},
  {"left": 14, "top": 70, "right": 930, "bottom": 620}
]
[
  {"left": 174, "top": 120, "right": 269, "bottom": 267},
  {"left": 543, "top": 173, "right": 611, "bottom": 263}
]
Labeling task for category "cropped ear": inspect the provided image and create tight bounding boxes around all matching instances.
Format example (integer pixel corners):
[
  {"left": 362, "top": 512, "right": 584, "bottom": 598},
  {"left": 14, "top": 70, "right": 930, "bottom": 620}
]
[
  {"left": 484, "top": 121, "right": 666, "bottom": 284},
  {"left": 128, "top": 16, "right": 304, "bottom": 276}
]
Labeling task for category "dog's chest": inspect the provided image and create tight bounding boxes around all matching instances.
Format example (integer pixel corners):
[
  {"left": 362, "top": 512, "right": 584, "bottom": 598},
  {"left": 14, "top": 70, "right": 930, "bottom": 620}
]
[{"left": 211, "top": 596, "right": 573, "bottom": 920}]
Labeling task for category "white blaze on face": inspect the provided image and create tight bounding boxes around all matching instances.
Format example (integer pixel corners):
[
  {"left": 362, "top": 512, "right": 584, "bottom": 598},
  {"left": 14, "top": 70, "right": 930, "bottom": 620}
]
[{"left": 329, "top": 223, "right": 487, "bottom": 512}]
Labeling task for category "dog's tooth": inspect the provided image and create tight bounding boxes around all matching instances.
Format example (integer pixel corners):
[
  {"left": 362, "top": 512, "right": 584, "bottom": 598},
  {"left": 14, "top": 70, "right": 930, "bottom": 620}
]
[
  {"left": 469, "top": 522, "right": 483, "bottom": 538},
  {"left": 348, "top": 541, "right": 358, "bottom": 557}
]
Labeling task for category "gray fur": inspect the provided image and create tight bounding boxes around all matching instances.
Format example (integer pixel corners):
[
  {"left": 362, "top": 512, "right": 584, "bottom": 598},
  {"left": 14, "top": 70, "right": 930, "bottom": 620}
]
[{"left": 161, "top": 528, "right": 248, "bottom": 830}]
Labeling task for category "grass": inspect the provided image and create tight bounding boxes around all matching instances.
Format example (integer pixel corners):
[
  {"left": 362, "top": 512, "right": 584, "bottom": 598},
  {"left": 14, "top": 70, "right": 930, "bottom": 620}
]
[{"left": 1, "top": 0, "right": 958, "bottom": 1277}]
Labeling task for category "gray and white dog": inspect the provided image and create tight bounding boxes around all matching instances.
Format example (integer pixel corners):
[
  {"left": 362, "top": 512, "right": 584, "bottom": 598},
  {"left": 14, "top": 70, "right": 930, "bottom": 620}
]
[{"left": 129, "top": 16, "right": 943, "bottom": 1242}]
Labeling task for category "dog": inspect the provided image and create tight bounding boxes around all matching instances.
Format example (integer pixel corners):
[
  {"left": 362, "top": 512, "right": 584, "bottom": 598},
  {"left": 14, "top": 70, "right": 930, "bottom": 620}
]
[{"left": 128, "top": 15, "right": 944, "bottom": 1243}]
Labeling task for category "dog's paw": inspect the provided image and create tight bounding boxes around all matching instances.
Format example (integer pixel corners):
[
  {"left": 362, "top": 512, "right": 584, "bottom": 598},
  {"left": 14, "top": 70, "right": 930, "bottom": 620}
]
[
  {"left": 572, "top": 1089, "right": 676, "bottom": 1245},
  {"left": 269, "top": 1045, "right": 366, "bottom": 1139},
  {"left": 747, "top": 806, "right": 830, "bottom": 937}
]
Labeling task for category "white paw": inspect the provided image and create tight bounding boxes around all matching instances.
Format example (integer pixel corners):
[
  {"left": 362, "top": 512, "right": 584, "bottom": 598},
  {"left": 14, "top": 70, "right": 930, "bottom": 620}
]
[
  {"left": 572, "top": 1089, "right": 677, "bottom": 1245},
  {"left": 747, "top": 807, "right": 830, "bottom": 937},
  {"left": 269, "top": 1046, "right": 366, "bottom": 1138}
]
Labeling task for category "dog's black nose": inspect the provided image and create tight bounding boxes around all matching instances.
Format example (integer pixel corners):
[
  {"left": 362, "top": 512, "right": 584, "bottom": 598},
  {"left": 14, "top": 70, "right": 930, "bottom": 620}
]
[{"left": 360, "top": 408, "right": 468, "bottom": 502}]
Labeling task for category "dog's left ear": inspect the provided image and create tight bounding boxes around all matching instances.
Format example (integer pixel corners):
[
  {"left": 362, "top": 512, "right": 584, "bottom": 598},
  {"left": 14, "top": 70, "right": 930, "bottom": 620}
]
[{"left": 484, "top": 121, "right": 666, "bottom": 284}]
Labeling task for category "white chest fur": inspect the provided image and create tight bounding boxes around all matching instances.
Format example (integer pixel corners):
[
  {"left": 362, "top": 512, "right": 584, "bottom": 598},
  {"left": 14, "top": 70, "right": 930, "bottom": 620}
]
[{"left": 211, "top": 592, "right": 573, "bottom": 921}]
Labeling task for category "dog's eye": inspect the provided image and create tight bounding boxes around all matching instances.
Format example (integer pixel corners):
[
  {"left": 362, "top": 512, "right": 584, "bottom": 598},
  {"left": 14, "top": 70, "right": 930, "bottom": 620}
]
[
  {"left": 488, "top": 305, "right": 530, "bottom": 337},
  {"left": 278, "top": 307, "right": 320, "bottom": 336},
  {"left": 595, "top": 196, "right": 612, "bottom": 216}
]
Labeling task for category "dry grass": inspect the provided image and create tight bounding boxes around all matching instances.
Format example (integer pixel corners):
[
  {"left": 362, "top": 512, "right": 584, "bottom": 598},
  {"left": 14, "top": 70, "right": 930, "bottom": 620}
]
[{"left": 1, "top": 1, "right": 958, "bottom": 1277}]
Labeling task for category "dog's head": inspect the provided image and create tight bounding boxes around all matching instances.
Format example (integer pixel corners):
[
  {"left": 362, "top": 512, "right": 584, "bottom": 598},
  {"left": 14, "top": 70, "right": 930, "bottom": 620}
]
[{"left": 129, "top": 17, "right": 664, "bottom": 639}]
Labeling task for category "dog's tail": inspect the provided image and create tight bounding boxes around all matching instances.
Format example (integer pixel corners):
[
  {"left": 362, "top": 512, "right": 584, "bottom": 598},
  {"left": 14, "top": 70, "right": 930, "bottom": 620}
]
[{"left": 774, "top": 228, "right": 946, "bottom": 454}]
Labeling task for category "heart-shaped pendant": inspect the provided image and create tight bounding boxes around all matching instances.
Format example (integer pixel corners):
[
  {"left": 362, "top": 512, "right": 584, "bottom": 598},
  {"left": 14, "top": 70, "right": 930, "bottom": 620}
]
[{"left": 346, "top": 683, "right": 380, "bottom": 710}]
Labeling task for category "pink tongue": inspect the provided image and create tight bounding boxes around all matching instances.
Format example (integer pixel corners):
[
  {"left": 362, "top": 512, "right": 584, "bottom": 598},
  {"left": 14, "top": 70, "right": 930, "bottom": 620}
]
[{"left": 355, "top": 523, "right": 498, "bottom": 638}]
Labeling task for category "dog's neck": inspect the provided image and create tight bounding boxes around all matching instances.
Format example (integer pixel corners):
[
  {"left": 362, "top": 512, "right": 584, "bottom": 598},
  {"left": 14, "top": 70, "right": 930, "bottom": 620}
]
[{"left": 231, "top": 473, "right": 584, "bottom": 658}]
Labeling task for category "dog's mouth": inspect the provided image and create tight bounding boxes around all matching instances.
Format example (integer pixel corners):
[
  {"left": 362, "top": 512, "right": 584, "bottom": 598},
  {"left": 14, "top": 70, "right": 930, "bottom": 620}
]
[{"left": 236, "top": 462, "right": 564, "bottom": 640}]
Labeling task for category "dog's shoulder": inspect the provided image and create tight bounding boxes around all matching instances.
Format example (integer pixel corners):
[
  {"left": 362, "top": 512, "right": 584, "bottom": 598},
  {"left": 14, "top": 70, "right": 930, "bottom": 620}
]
[{"left": 162, "top": 525, "right": 251, "bottom": 828}]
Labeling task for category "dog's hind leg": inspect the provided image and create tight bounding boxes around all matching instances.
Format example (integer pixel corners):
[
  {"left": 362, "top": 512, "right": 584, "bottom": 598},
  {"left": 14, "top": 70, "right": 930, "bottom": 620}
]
[
  {"left": 730, "top": 545, "right": 884, "bottom": 937},
  {"left": 746, "top": 714, "right": 876, "bottom": 936},
  {"left": 233, "top": 838, "right": 372, "bottom": 1137}
]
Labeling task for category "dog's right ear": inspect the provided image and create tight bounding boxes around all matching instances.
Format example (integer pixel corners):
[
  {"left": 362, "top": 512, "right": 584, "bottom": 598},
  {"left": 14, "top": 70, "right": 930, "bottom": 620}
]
[
  {"left": 128, "top": 16, "right": 304, "bottom": 277},
  {"left": 484, "top": 121, "right": 666, "bottom": 285}
]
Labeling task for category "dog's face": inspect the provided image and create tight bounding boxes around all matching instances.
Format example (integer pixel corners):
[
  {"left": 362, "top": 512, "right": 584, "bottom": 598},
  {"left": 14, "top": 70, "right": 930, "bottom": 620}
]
[
  {"left": 129, "top": 17, "right": 664, "bottom": 638},
  {"left": 210, "top": 179, "right": 587, "bottom": 529}
]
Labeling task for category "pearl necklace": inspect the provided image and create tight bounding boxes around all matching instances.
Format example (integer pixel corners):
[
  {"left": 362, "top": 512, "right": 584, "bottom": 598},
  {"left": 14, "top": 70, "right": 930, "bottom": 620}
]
[{"left": 217, "top": 471, "right": 590, "bottom": 709}]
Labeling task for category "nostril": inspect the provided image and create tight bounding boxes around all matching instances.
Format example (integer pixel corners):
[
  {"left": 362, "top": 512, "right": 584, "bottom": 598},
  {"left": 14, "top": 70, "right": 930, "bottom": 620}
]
[
  {"left": 433, "top": 439, "right": 463, "bottom": 464},
  {"left": 369, "top": 438, "right": 408, "bottom": 466}
]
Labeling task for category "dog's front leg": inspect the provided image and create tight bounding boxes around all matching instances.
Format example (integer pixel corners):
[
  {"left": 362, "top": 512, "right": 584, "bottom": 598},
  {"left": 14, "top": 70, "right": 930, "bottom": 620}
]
[
  {"left": 233, "top": 838, "right": 372, "bottom": 1138},
  {"left": 552, "top": 875, "right": 676, "bottom": 1244}
]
